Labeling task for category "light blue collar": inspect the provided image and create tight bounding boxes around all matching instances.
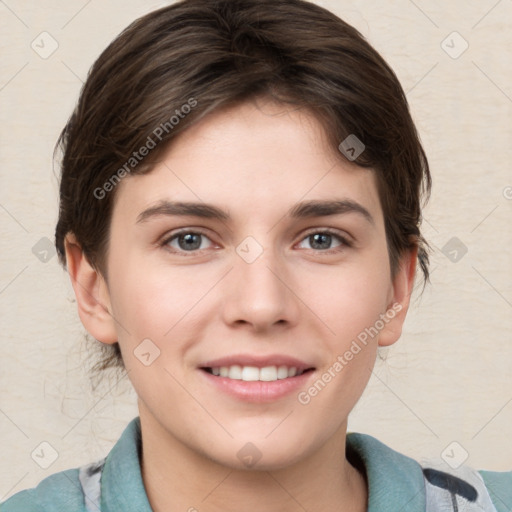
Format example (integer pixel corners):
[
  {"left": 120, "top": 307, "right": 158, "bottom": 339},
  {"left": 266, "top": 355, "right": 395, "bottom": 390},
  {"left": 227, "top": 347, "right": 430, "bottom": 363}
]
[{"left": 100, "top": 417, "right": 426, "bottom": 512}]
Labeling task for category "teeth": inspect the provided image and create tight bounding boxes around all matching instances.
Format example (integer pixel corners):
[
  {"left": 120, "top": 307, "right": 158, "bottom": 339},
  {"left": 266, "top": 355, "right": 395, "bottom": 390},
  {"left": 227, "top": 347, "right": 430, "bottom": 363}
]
[
  {"left": 241, "top": 366, "right": 260, "bottom": 381},
  {"left": 208, "top": 365, "right": 305, "bottom": 381},
  {"left": 228, "top": 365, "right": 242, "bottom": 380},
  {"left": 260, "top": 366, "right": 278, "bottom": 381},
  {"left": 277, "top": 366, "right": 289, "bottom": 379}
]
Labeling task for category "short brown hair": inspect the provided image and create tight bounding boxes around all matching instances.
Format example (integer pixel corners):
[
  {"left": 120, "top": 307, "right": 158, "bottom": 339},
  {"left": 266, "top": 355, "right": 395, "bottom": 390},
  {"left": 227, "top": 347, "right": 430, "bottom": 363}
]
[{"left": 55, "top": 0, "right": 431, "bottom": 373}]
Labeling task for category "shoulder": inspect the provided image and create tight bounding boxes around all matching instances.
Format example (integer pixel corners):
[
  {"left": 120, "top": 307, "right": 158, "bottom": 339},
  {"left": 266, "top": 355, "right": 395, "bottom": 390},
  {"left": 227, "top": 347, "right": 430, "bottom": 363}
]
[
  {"left": 0, "top": 468, "right": 86, "bottom": 512},
  {"left": 347, "top": 432, "right": 512, "bottom": 512},
  {"left": 479, "top": 469, "right": 512, "bottom": 512},
  {"left": 1, "top": 417, "right": 141, "bottom": 512},
  {"left": 346, "top": 432, "right": 428, "bottom": 510}
]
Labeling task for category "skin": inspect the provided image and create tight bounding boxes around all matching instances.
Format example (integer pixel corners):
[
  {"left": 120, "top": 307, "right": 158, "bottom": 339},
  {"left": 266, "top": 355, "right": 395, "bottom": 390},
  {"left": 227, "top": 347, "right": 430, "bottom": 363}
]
[{"left": 65, "top": 98, "right": 416, "bottom": 512}]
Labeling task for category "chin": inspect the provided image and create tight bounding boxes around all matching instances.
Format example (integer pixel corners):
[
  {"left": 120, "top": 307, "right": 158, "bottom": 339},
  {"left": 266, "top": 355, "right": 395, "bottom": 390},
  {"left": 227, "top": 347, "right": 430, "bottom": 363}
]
[{"left": 206, "top": 435, "right": 310, "bottom": 472}]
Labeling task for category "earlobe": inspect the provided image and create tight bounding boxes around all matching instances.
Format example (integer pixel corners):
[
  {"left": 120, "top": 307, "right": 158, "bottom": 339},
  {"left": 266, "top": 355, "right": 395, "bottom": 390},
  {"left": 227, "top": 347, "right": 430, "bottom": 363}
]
[
  {"left": 378, "top": 246, "right": 418, "bottom": 347},
  {"left": 64, "top": 233, "right": 118, "bottom": 345}
]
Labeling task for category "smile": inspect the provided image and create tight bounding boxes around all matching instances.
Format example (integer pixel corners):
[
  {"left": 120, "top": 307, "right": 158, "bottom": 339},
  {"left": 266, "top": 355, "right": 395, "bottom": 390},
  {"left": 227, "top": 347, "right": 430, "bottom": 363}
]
[{"left": 202, "top": 365, "right": 313, "bottom": 382}]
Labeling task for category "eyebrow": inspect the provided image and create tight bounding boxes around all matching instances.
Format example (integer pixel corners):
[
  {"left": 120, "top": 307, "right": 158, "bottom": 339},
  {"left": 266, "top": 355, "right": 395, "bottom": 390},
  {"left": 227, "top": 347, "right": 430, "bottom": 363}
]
[{"left": 136, "top": 199, "right": 374, "bottom": 225}]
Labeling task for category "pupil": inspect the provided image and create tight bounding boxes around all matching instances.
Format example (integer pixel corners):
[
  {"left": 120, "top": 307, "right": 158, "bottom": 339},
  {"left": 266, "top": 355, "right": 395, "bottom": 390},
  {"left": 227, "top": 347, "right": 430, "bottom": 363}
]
[
  {"left": 179, "top": 233, "right": 201, "bottom": 250},
  {"left": 311, "top": 233, "right": 331, "bottom": 250}
]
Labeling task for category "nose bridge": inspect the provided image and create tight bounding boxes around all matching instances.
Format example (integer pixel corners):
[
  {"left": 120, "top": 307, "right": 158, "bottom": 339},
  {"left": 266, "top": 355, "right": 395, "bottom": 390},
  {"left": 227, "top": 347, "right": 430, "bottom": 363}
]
[
  {"left": 238, "top": 248, "right": 281, "bottom": 296},
  {"left": 222, "top": 236, "right": 298, "bottom": 329}
]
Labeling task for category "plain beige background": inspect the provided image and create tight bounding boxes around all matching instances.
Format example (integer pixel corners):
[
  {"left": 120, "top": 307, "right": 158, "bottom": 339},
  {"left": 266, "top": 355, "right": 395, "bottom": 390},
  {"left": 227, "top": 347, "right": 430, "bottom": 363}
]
[{"left": 1, "top": 0, "right": 511, "bottom": 501}]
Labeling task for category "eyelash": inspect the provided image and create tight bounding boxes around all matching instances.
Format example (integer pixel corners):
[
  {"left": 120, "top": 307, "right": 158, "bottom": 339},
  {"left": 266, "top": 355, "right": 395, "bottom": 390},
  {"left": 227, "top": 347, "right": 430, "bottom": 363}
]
[
  {"left": 299, "top": 228, "right": 353, "bottom": 254},
  {"left": 159, "top": 228, "right": 352, "bottom": 256}
]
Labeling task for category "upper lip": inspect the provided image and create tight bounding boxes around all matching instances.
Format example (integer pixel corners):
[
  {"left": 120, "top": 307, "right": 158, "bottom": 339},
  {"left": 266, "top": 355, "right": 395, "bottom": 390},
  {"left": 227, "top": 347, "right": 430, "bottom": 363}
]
[{"left": 200, "top": 354, "right": 315, "bottom": 372}]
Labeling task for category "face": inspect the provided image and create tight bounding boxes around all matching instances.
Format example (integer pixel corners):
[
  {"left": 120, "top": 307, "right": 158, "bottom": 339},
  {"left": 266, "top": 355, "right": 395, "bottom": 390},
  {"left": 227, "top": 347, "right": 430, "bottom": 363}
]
[{"left": 70, "top": 98, "right": 414, "bottom": 470}]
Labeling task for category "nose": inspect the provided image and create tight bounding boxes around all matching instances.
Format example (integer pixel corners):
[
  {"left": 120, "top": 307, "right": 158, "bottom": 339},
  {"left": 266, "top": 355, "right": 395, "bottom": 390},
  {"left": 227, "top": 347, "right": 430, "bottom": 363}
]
[{"left": 221, "top": 245, "right": 301, "bottom": 333}]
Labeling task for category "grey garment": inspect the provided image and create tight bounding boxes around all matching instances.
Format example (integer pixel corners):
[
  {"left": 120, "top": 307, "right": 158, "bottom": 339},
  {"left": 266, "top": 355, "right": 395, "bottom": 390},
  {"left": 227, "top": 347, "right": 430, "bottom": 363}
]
[
  {"left": 78, "top": 457, "right": 106, "bottom": 512},
  {"left": 76, "top": 456, "right": 498, "bottom": 512},
  {"left": 422, "top": 460, "right": 498, "bottom": 512}
]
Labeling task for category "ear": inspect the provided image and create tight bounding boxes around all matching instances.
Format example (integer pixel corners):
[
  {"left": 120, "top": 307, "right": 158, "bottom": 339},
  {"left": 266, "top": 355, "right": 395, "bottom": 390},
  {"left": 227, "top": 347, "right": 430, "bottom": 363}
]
[
  {"left": 64, "top": 233, "right": 118, "bottom": 344},
  {"left": 378, "top": 245, "right": 418, "bottom": 347}
]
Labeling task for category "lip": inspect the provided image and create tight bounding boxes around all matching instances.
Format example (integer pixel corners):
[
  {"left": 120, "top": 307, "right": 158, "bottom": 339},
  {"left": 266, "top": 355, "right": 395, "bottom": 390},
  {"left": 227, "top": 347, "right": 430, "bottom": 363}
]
[
  {"left": 199, "top": 367, "right": 316, "bottom": 403},
  {"left": 199, "top": 354, "right": 315, "bottom": 373},
  {"left": 198, "top": 354, "right": 316, "bottom": 403}
]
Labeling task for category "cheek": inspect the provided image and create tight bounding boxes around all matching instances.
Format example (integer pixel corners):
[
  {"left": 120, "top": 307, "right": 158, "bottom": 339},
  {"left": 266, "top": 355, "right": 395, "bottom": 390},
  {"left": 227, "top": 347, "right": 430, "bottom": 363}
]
[
  {"left": 107, "top": 254, "right": 218, "bottom": 356},
  {"left": 106, "top": 252, "right": 179, "bottom": 340},
  {"left": 312, "top": 255, "right": 392, "bottom": 343},
  {"left": 302, "top": 269, "right": 388, "bottom": 421}
]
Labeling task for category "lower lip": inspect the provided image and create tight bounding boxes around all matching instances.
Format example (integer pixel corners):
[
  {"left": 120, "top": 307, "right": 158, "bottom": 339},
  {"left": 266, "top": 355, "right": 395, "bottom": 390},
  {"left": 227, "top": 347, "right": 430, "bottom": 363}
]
[{"left": 199, "top": 369, "right": 315, "bottom": 403}]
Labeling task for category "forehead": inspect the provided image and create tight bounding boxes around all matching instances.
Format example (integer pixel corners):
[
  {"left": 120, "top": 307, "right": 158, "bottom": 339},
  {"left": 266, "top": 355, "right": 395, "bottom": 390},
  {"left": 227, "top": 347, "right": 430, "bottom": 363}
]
[{"left": 112, "top": 99, "right": 383, "bottom": 227}]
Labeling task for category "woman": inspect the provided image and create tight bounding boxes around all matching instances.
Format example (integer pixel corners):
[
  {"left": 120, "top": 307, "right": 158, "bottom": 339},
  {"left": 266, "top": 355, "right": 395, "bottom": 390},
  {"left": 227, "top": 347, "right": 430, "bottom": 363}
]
[{"left": 2, "top": 0, "right": 510, "bottom": 510}]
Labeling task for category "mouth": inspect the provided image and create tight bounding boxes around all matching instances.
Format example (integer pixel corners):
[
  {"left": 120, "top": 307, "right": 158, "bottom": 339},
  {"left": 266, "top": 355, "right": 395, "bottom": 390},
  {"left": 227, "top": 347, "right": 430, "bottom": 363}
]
[
  {"left": 200, "top": 365, "right": 315, "bottom": 382},
  {"left": 198, "top": 354, "right": 317, "bottom": 402}
]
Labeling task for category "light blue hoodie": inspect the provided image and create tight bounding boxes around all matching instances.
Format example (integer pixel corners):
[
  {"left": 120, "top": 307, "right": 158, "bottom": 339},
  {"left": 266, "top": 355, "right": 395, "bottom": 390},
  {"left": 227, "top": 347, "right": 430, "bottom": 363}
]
[{"left": 1, "top": 417, "right": 511, "bottom": 511}]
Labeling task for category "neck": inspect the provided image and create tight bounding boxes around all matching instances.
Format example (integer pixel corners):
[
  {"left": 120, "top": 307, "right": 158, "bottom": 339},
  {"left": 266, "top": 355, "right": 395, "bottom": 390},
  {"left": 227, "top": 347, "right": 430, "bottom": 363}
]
[{"left": 139, "top": 410, "right": 368, "bottom": 512}]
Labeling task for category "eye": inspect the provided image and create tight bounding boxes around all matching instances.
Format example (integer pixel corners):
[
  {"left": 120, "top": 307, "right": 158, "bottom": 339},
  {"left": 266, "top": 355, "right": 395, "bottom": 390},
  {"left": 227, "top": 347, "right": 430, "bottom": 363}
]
[
  {"left": 162, "top": 230, "right": 215, "bottom": 253},
  {"left": 297, "top": 230, "right": 351, "bottom": 253}
]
